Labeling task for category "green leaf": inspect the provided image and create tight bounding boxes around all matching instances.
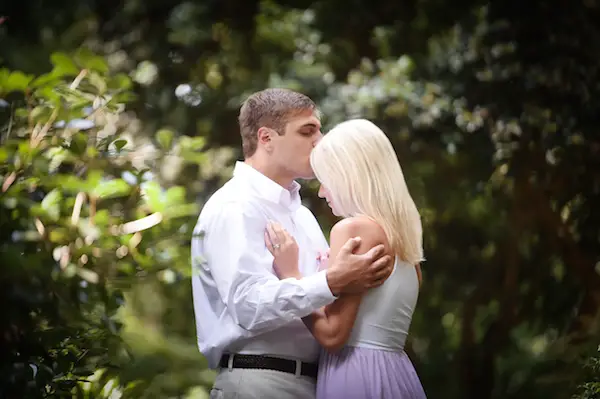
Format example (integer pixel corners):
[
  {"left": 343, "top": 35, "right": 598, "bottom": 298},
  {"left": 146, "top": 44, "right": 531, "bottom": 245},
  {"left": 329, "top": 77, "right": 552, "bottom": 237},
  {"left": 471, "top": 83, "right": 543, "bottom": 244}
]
[
  {"left": 35, "top": 86, "right": 61, "bottom": 104},
  {"left": 163, "top": 203, "right": 199, "bottom": 219},
  {"left": 84, "top": 170, "right": 103, "bottom": 192},
  {"left": 0, "top": 68, "right": 9, "bottom": 84},
  {"left": 112, "top": 139, "right": 128, "bottom": 152},
  {"left": 50, "top": 52, "right": 79, "bottom": 76},
  {"left": 178, "top": 135, "right": 206, "bottom": 151},
  {"left": 113, "top": 91, "right": 137, "bottom": 104},
  {"left": 143, "top": 181, "right": 165, "bottom": 212},
  {"left": 108, "top": 73, "right": 133, "bottom": 90},
  {"left": 41, "top": 189, "right": 62, "bottom": 221},
  {"left": 156, "top": 129, "right": 174, "bottom": 150},
  {"left": 93, "top": 210, "right": 110, "bottom": 226},
  {"left": 88, "top": 71, "right": 107, "bottom": 94},
  {"left": 92, "top": 179, "right": 132, "bottom": 199},
  {"left": 55, "top": 175, "right": 84, "bottom": 193},
  {"left": 31, "top": 71, "right": 61, "bottom": 89},
  {"left": 180, "top": 151, "right": 207, "bottom": 165},
  {"left": 2, "top": 71, "right": 34, "bottom": 94},
  {"left": 70, "top": 132, "right": 88, "bottom": 155},
  {"left": 48, "top": 228, "right": 68, "bottom": 243},
  {"left": 165, "top": 186, "right": 186, "bottom": 206},
  {"left": 74, "top": 48, "right": 109, "bottom": 74}
]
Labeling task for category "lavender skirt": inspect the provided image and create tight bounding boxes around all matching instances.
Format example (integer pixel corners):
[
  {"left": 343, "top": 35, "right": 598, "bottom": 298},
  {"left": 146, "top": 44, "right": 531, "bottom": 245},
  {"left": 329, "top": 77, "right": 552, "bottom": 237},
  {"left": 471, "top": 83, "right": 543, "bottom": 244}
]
[{"left": 316, "top": 346, "right": 427, "bottom": 399}]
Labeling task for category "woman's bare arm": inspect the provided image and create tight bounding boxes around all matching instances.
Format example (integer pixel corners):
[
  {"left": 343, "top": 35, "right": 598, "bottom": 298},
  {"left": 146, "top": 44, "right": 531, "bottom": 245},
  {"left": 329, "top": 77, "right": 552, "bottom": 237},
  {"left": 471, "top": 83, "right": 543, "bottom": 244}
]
[{"left": 302, "top": 217, "right": 388, "bottom": 352}]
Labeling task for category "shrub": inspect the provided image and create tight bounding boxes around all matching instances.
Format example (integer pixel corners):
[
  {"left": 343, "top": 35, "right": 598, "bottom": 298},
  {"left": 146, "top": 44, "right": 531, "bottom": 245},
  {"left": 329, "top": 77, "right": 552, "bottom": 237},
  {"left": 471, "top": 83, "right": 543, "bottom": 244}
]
[{"left": 0, "top": 50, "right": 208, "bottom": 397}]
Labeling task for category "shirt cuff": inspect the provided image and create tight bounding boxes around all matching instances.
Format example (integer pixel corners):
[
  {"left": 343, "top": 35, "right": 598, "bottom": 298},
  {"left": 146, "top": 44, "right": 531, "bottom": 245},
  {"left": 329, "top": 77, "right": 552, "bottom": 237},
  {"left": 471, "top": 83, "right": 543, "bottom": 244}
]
[{"left": 300, "top": 270, "right": 337, "bottom": 309}]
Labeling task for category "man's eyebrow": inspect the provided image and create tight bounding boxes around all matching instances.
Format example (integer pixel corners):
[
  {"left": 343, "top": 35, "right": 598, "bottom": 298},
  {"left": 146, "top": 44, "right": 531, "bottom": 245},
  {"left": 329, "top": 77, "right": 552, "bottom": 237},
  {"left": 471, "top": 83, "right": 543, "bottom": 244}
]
[{"left": 300, "top": 123, "right": 320, "bottom": 129}]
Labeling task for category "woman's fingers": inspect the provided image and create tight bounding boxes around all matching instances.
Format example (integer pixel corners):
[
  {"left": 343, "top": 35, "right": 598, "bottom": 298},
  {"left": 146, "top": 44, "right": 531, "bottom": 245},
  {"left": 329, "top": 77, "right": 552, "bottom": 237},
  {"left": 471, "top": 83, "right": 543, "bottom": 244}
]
[
  {"left": 276, "top": 225, "right": 293, "bottom": 243},
  {"left": 264, "top": 230, "right": 274, "bottom": 253},
  {"left": 266, "top": 222, "right": 280, "bottom": 246},
  {"left": 268, "top": 221, "right": 295, "bottom": 243},
  {"left": 267, "top": 220, "right": 298, "bottom": 252}
]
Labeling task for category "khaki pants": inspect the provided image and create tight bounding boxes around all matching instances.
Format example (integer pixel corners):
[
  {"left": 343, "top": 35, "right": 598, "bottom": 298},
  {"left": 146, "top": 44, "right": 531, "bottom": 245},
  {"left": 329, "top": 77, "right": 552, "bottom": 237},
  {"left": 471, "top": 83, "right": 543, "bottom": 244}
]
[{"left": 209, "top": 368, "right": 317, "bottom": 399}]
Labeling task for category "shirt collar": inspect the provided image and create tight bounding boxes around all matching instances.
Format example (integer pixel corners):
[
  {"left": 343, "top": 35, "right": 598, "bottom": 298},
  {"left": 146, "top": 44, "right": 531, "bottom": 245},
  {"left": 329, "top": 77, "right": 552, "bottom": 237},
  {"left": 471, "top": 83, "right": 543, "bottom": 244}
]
[{"left": 233, "top": 161, "right": 302, "bottom": 211}]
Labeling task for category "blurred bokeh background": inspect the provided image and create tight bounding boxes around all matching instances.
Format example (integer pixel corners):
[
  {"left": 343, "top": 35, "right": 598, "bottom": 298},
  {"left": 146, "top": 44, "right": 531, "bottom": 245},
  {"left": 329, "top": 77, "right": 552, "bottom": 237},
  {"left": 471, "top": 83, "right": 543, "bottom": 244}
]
[{"left": 1, "top": 0, "right": 599, "bottom": 398}]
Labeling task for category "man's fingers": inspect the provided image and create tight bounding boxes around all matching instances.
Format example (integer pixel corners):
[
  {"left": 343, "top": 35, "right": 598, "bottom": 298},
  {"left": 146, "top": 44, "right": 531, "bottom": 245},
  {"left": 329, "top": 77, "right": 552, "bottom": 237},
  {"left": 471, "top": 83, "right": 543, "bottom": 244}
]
[
  {"left": 368, "top": 278, "right": 385, "bottom": 289},
  {"left": 366, "top": 275, "right": 386, "bottom": 288},
  {"left": 371, "top": 255, "right": 393, "bottom": 279},
  {"left": 340, "top": 236, "right": 362, "bottom": 254},
  {"left": 369, "top": 261, "right": 393, "bottom": 288},
  {"left": 365, "top": 244, "right": 386, "bottom": 260}
]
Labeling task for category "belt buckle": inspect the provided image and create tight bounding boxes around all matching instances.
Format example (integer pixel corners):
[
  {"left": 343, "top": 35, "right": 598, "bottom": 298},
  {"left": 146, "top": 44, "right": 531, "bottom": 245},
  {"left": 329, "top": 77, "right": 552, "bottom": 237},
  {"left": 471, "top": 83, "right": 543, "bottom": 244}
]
[{"left": 294, "top": 360, "right": 302, "bottom": 377}]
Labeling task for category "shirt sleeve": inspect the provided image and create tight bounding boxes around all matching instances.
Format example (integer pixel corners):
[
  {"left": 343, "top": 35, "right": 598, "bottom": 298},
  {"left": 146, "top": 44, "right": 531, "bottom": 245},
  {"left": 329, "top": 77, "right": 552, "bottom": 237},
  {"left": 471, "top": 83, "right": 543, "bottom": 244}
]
[{"left": 192, "top": 201, "right": 336, "bottom": 334}]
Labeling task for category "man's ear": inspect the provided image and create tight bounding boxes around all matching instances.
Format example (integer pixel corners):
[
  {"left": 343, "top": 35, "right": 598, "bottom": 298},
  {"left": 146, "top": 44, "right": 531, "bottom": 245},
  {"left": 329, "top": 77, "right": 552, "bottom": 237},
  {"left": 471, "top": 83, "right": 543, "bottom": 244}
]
[{"left": 257, "top": 127, "right": 273, "bottom": 151}]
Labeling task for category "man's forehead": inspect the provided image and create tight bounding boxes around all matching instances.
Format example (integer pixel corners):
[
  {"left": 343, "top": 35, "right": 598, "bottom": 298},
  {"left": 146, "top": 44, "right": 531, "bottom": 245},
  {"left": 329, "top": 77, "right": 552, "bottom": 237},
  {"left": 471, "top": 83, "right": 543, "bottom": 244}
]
[{"left": 288, "top": 111, "right": 321, "bottom": 129}]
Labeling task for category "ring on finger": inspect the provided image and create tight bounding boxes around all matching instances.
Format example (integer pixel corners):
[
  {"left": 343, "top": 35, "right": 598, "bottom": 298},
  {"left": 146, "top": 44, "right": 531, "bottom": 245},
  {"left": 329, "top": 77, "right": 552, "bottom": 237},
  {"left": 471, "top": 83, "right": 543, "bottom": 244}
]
[{"left": 273, "top": 243, "right": 281, "bottom": 250}]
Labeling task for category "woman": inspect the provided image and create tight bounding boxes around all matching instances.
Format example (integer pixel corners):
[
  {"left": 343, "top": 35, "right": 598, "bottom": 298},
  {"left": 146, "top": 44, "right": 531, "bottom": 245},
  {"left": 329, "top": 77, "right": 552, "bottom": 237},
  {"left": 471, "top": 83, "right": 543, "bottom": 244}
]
[{"left": 265, "top": 119, "right": 426, "bottom": 398}]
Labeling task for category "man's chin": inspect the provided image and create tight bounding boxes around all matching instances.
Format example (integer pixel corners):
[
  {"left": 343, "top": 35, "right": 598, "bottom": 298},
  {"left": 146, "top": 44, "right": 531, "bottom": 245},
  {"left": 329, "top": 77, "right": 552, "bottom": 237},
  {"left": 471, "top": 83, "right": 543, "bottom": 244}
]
[{"left": 297, "top": 172, "right": 317, "bottom": 181}]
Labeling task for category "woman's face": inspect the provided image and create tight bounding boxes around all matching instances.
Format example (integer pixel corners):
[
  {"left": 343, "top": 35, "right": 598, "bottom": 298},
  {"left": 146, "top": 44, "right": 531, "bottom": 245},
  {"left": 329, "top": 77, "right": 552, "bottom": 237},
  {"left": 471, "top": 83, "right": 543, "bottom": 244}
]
[{"left": 318, "top": 184, "right": 342, "bottom": 217}]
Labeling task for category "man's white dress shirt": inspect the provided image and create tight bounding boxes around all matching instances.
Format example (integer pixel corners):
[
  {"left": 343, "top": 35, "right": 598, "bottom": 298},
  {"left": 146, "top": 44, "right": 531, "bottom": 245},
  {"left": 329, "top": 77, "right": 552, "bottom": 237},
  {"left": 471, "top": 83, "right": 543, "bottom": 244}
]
[{"left": 191, "top": 162, "right": 335, "bottom": 369}]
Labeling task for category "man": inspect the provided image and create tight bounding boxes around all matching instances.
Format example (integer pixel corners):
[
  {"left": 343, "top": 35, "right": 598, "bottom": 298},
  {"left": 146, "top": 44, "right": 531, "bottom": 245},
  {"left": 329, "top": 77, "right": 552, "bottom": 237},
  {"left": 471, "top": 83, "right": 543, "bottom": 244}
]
[{"left": 191, "top": 88, "right": 393, "bottom": 399}]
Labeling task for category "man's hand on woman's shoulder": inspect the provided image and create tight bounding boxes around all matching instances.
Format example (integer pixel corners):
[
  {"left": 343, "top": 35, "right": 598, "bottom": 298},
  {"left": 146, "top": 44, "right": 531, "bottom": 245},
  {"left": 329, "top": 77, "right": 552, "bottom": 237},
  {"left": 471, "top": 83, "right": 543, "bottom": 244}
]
[{"left": 325, "top": 217, "right": 394, "bottom": 296}]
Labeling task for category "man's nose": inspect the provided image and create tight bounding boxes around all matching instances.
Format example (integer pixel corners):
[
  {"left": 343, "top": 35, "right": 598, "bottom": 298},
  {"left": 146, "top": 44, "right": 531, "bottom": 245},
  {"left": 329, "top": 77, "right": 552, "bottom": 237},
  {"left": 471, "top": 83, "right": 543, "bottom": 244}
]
[{"left": 317, "top": 186, "right": 325, "bottom": 198}]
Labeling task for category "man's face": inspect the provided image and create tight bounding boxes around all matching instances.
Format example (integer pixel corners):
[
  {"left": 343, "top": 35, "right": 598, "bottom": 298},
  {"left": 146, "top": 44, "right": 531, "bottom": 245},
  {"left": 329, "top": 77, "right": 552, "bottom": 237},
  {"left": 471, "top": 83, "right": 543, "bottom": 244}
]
[{"left": 271, "top": 110, "right": 322, "bottom": 181}]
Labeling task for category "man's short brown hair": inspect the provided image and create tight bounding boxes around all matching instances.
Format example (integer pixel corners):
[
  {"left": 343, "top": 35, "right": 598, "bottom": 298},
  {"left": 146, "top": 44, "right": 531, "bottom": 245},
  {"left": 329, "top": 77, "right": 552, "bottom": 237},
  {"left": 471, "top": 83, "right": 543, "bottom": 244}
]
[{"left": 238, "top": 88, "right": 318, "bottom": 158}]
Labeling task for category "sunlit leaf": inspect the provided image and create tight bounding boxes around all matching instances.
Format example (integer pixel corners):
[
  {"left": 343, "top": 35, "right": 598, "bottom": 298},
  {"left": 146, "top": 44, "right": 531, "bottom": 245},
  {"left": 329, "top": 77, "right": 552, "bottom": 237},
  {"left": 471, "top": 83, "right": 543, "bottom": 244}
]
[
  {"left": 164, "top": 186, "right": 185, "bottom": 206},
  {"left": 41, "top": 189, "right": 62, "bottom": 222},
  {"left": 156, "top": 129, "right": 174, "bottom": 150},
  {"left": 50, "top": 52, "right": 79, "bottom": 76},
  {"left": 1, "top": 71, "right": 34, "bottom": 93},
  {"left": 92, "top": 179, "right": 132, "bottom": 199},
  {"left": 142, "top": 181, "right": 165, "bottom": 212},
  {"left": 74, "top": 48, "right": 109, "bottom": 73}
]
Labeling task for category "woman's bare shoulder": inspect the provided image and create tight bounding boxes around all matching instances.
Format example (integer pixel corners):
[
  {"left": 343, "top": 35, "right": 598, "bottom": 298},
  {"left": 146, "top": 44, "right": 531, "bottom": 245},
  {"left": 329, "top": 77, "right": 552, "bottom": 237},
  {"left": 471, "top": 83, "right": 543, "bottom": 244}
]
[{"left": 330, "top": 216, "right": 389, "bottom": 251}]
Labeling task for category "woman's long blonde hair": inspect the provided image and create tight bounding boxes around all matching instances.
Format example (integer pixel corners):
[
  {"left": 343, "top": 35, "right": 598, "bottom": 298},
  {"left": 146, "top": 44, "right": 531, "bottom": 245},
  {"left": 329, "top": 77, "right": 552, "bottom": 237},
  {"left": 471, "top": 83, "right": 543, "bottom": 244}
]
[{"left": 310, "top": 119, "right": 423, "bottom": 265}]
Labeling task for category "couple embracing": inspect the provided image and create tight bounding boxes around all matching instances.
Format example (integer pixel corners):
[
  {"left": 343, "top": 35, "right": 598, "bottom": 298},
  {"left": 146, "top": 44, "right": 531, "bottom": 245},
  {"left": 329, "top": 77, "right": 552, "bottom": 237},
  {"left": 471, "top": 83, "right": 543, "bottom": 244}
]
[{"left": 191, "top": 88, "right": 426, "bottom": 398}]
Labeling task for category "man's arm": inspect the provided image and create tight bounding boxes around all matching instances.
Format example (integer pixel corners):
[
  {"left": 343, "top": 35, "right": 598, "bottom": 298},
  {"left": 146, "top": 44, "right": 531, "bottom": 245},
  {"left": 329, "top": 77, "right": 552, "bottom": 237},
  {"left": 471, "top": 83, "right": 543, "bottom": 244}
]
[
  {"left": 192, "top": 201, "right": 336, "bottom": 334},
  {"left": 265, "top": 220, "right": 395, "bottom": 297},
  {"left": 300, "top": 218, "right": 377, "bottom": 352}
]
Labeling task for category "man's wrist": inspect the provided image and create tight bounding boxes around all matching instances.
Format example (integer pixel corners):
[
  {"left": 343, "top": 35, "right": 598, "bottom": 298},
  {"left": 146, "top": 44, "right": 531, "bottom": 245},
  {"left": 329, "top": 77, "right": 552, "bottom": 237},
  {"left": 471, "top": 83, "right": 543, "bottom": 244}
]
[{"left": 325, "top": 267, "right": 344, "bottom": 296}]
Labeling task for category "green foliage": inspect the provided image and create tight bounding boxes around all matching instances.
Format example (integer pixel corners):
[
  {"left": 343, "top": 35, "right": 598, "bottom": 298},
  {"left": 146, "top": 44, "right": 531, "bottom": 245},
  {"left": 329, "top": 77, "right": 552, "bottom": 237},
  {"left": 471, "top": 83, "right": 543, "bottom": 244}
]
[
  {"left": 573, "top": 347, "right": 600, "bottom": 399},
  {"left": 0, "top": 52, "right": 212, "bottom": 397}
]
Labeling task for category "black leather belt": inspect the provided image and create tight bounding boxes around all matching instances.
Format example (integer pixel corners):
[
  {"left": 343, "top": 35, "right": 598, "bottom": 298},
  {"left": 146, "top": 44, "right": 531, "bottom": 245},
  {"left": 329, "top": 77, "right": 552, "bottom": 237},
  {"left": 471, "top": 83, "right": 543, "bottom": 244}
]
[{"left": 219, "top": 354, "right": 318, "bottom": 378}]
